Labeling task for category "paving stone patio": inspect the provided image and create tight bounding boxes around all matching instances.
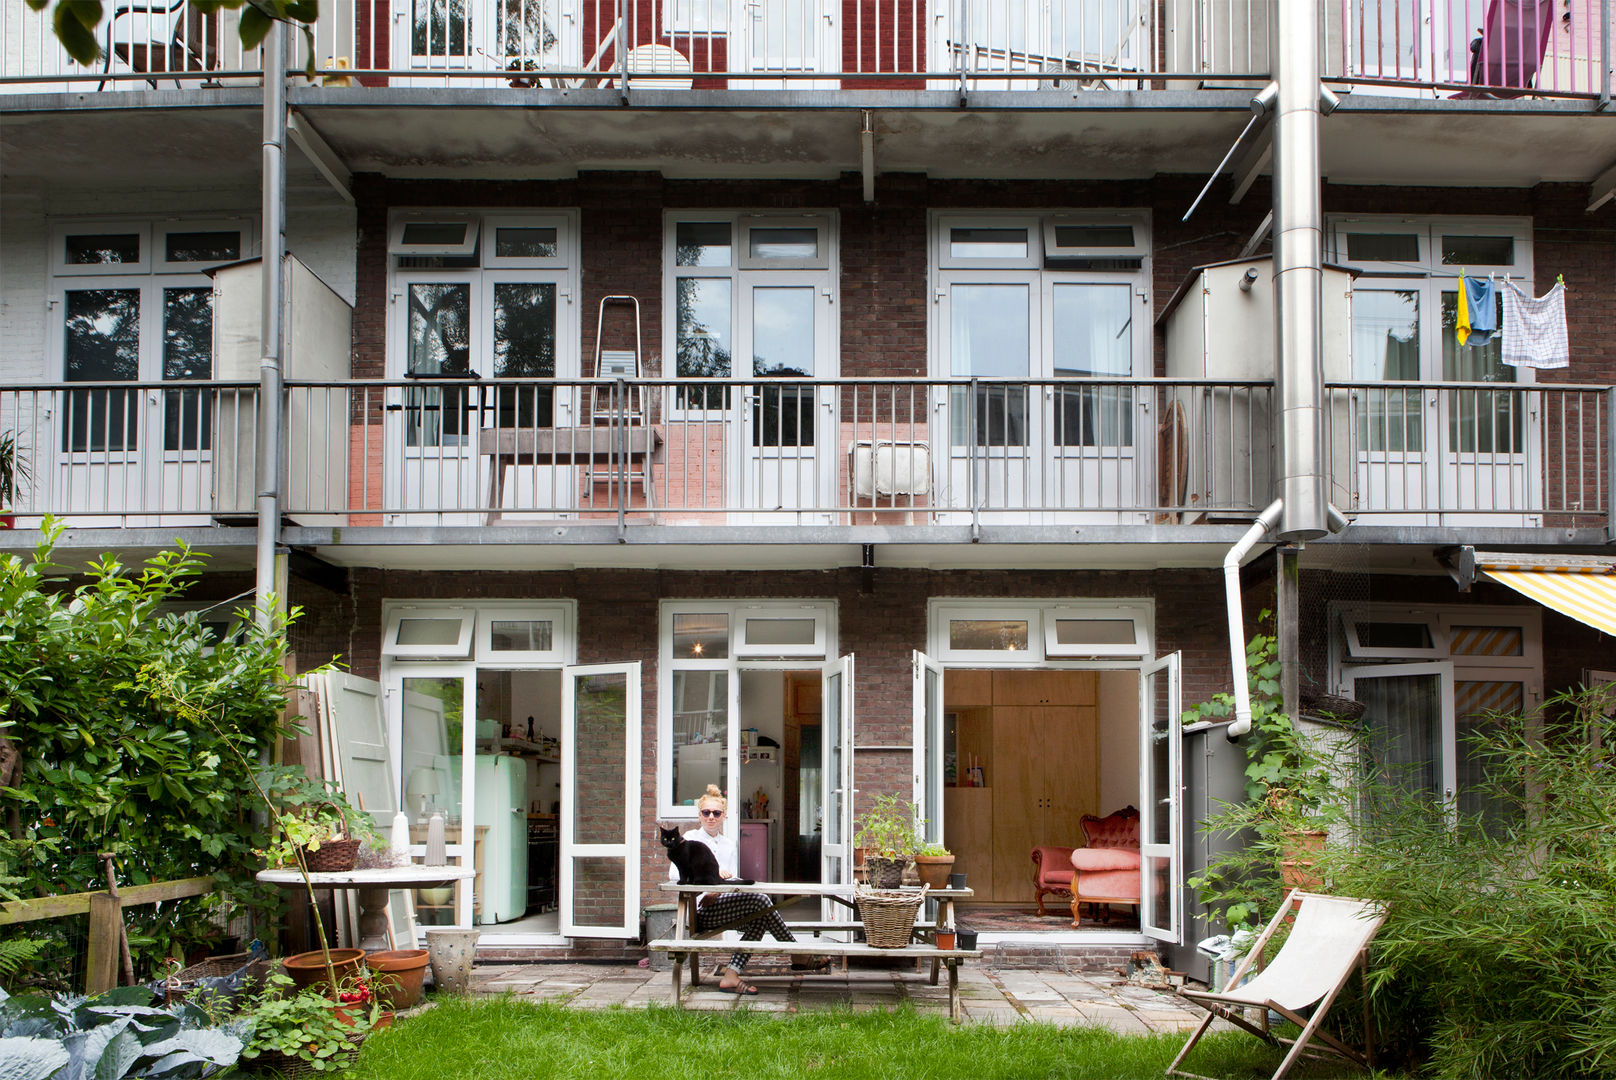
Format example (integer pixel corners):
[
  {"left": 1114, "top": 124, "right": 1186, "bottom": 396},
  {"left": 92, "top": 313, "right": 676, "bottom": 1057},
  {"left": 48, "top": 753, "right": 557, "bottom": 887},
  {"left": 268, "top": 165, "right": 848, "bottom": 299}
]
[{"left": 466, "top": 960, "right": 1225, "bottom": 1033}]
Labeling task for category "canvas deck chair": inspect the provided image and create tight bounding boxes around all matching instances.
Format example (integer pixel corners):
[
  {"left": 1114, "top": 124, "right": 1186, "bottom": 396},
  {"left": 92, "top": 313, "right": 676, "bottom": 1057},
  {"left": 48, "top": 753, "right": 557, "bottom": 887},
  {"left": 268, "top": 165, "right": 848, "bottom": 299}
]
[{"left": 1167, "top": 890, "right": 1388, "bottom": 1080}]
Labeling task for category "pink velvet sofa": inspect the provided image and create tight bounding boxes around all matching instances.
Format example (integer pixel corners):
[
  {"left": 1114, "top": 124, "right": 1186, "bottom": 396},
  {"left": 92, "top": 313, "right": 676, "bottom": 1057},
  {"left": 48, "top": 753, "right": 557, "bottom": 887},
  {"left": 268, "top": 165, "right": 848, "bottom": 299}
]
[
  {"left": 1069, "top": 806, "right": 1140, "bottom": 926},
  {"left": 1030, "top": 845, "right": 1076, "bottom": 917}
]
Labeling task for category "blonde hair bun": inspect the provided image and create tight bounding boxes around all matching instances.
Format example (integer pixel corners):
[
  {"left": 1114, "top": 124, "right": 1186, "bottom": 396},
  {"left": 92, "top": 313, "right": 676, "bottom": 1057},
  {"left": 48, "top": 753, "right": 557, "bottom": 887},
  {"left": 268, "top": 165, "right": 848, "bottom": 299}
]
[{"left": 705, "top": 784, "right": 723, "bottom": 798}]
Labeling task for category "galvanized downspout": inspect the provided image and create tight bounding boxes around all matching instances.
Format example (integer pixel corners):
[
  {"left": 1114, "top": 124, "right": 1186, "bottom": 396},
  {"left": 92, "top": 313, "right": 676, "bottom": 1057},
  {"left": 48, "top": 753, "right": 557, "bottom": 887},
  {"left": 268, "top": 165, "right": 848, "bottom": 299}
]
[
  {"left": 1272, "top": 0, "right": 1327, "bottom": 543},
  {"left": 1223, "top": 499, "right": 1283, "bottom": 740},
  {"left": 255, "top": 22, "right": 287, "bottom": 628}
]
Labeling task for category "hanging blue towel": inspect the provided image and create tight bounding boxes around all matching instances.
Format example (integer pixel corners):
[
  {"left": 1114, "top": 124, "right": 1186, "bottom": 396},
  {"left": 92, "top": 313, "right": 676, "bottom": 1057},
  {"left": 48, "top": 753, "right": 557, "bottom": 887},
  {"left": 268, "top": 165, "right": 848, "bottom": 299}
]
[{"left": 1462, "top": 276, "right": 1497, "bottom": 347}]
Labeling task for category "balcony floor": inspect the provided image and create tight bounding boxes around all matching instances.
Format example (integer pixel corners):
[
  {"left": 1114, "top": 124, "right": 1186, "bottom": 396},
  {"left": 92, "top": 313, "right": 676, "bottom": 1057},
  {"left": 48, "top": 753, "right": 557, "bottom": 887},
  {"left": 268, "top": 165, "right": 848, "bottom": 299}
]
[{"left": 3, "top": 88, "right": 1612, "bottom": 188}]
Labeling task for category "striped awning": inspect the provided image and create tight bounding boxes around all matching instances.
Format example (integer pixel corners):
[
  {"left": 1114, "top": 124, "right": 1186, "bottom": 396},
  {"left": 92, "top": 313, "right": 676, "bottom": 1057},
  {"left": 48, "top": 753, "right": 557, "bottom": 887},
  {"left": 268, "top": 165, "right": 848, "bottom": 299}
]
[{"left": 1478, "top": 554, "right": 1616, "bottom": 637}]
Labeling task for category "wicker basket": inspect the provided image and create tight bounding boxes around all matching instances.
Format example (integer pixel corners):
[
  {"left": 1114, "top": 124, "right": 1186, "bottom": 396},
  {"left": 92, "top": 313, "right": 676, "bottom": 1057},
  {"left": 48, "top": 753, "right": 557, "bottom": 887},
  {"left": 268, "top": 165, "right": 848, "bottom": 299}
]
[
  {"left": 300, "top": 801, "right": 360, "bottom": 872},
  {"left": 855, "top": 885, "right": 928, "bottom": 949},
  {"left": 246, "top": 1039, "right": 364, "bottom": 1078},
  {"left": 161, "top": 951, "right": 271, "bottom": 1006}
]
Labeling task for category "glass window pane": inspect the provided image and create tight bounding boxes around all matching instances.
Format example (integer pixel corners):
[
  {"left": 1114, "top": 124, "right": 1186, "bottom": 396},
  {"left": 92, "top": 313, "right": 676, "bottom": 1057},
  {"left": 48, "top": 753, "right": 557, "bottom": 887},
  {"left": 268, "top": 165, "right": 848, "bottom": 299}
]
[
  {"left": 572, "top": 671, "right": 630, "bottom": 843},
  {"left": 1361, "top": 673, "right": 1443, "bottom": 802},
  {"left": 748, "top": 227, "right": 817, "bottom": 260},
  {"left": 949, "top": 228, "right": 1027, "bottom": 260},
  {"left": 949, "top": 618, "right": 1029, "bottom": 651},
  {"left": 1053, "top": 618, "right": 1135, "bottom": 646},
  {"left": 495, "top": 227, "right": 557, "bottom": 259},
  {"left": 1353, "top": 290, "right": 1422, "bottom": 453},
  {"left": 1441, "top": 291, "right": 1519, "bottom": 454},
  {"left": 1440, "top": 235, "right": 1514, "bottom": 266},
  {"left": 1052, "top": 283, "right": 1133, "bottom": 448},
  {"left": 396, "top": 617, "right": 465, "bottom": 646},
  {"left": 66, "top": 233, "right": 140, "bottom": 265},
  {"left": 63, "top": 288, "right": 141, "bottom": 454},
  {"left": 408, "top": 283, "right": 472, "bottom": 375},
  {"left": 670, "top": 0, "right": 729, "bottom": 29},
  {"left": 400, "top": 221, "right": 471, "bottom": 246},
  {"left": 951, "top": 284, "right": 1028, "bottom": 378},
  {"left": 1052, "top": 224, "right": 1134, "bottom": 249},
  {"left": 673, "top": 612, "right": 729, "bottom": 658},
  {"left": 751, "top": 287, "right": 814, "bottom": 377},
  {"left": 676, "top": 222, "right": 732, "bottom": 267},
  {"left": 1357, "top": 621, "right": 1434, "bottom": 650},
  {"left": 743, "top": 617, "right": 815, "bottom": 647},
  {"left": 671, "top": 670, "right": 728, "bottom": 804},
  {"left": 493, "top": 282, "right": 556, "bottom": 428},
  {"left": 1345, "top": 232, "right": 1420, "bottom": 262},
  {"left": 1455, "top": 680, "right": 1523, "bottom": 835},
  {"left": 488, "top": 619, "right": 553, "bottom": 651},
  {"left": 163, "top": 287, "right": 213, "bottom": 453},
  {"left": 165, "top": 231, "right": 240, "bottom": 263},
  {"left": 677, "top": 278, "right": 732, "bottom": 409},
  {"left": 411, "top": 0, "right": 471, "bottom": 57},
  {"left": 401, "top": 675, "right": 463, "bottom": 825}
]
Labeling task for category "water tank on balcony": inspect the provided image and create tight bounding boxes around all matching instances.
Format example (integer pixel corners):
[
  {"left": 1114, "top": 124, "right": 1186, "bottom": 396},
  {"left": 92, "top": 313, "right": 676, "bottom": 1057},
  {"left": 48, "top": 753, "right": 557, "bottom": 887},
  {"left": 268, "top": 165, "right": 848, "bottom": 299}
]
[
  {"left": 1159, "top": 256, "right": 1354, "bottom": 521},
  {"left": 211, "top": 254, "right": 352, "bottom": 525}
]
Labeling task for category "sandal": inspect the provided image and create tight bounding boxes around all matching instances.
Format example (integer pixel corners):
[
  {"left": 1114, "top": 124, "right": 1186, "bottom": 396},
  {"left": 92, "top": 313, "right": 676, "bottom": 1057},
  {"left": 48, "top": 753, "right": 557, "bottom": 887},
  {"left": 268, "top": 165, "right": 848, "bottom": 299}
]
[
  {"left": 791, "top": 956, "right": 831, "bottom": 971},
  {"left": 717, "top": 982, "right": 759, "bottom": 995}
]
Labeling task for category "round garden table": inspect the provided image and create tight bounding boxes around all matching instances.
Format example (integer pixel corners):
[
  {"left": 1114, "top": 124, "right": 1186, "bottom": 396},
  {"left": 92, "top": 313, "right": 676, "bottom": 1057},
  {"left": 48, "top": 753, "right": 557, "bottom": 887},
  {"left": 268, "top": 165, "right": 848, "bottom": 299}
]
[{"left": 256, "top": 865, "right": 476, "bottom": 951}]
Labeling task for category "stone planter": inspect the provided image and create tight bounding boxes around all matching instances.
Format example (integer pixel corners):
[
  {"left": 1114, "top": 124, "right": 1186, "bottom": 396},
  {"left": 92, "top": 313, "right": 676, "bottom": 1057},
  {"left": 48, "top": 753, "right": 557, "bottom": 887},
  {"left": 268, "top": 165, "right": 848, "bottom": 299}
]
[{"left": 424, "top": 928, "right": 479, "bottom": 995}]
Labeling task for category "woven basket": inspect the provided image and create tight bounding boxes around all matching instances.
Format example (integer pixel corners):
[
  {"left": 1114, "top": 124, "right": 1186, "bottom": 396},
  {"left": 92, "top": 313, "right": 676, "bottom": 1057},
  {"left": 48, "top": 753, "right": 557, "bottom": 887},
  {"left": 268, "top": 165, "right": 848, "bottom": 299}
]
[
  {"left": 855, "top": 885, "right": 928, "bottom": 949},
  {"left": 300, "top": 801, "right": 360, "bottom": 873},
  {"left": 247, "top": 1039, "right": 364, "bottom": 1078},
  {"left": 161, "top": 952, "right": 271, "bottom": 1006}
]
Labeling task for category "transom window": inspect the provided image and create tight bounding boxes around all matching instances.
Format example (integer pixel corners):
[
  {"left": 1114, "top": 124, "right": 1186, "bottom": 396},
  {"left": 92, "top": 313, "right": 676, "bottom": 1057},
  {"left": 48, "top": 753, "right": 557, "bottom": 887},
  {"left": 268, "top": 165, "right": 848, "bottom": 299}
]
[
  {"left": 931, "top": 600, "right": 1151, "bottom": 662},
  {"left": 383, "top": 602, "right": 573, "bottom": 662},
  {"left": 51, "top": 219, "right": 252, "bottom": 456}
]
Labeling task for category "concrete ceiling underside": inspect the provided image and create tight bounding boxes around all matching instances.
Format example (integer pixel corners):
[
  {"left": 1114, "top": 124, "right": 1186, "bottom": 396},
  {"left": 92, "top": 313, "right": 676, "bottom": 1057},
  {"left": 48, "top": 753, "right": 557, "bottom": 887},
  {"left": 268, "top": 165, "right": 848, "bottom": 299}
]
[{"left": 4, "top": 91, "right": 1611, "bottom": 188}]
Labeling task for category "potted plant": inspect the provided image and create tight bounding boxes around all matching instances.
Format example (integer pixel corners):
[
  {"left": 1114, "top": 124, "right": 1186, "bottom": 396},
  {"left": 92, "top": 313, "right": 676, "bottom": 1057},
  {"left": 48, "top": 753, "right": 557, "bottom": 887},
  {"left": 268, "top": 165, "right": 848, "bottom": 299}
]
[
  {"left": 912, "top": 842, "right": 956, "bottom": 890},
  {"left": 855, "top": 794, "right": 922, "bottom": 889},
  {"left": 506, "top": 57, "right": 540, "bottom": 88},
  {"left": 240, "top": 972, "right": 378, "bottom": 1074},
  {"left": 0, "top": 429, "right": 30, "bottom": 528}
]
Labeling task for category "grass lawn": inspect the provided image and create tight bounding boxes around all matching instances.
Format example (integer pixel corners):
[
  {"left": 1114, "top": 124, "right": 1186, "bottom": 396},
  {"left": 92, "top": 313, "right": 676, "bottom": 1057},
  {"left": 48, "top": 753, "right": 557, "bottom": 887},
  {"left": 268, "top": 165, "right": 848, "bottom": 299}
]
[{"left": 340, "top": 997, "right": 1392, "bottom": 1079}]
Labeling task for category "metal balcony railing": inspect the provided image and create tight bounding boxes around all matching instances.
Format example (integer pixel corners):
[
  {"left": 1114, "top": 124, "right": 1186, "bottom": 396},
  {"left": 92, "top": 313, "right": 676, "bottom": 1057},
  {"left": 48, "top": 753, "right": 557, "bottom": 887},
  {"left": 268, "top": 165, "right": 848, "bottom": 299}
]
[
  {"left": 2, "top": 1, "right": 1608, "bottom": 99},
  {"left": 1, "top": 378, "right": 1607, "bottom": 532}
]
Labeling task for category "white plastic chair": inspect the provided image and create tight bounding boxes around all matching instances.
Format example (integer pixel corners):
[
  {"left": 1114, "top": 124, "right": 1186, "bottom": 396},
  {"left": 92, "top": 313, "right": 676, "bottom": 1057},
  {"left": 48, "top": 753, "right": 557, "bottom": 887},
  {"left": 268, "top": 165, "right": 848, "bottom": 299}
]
[
  {"left": 1168, "top": 890, "right": 1389, "bottom": 1080},
  {"left": 615, "top": 44, "right": 693, "bottom": 90}
]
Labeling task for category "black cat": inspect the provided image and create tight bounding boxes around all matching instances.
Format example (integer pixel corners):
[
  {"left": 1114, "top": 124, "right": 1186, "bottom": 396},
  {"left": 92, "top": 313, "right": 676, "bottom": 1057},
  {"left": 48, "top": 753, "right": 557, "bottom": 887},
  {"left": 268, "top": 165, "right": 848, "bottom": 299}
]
[{"left": 659, "top": 823, "right": 753, "bottom": 886}]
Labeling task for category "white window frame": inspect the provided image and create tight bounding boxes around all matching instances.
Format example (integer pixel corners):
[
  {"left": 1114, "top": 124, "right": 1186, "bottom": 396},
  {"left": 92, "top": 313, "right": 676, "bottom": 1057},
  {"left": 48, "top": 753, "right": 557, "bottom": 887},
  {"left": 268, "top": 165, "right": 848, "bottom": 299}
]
[
  {"left": 736, "top": 214, "right": 831, "bottom": 271},
  {"left": 475, "top": 603, "right": 572, "bottom": 663},
  {"left": 389, "top": 214, "right": 480, "bottom": 257},
  {"left": 1042, "top": 215, "right": 1148, "bottom": 259},
  {"left": 1340, "top": 607, "right": 1445, "bottom": 660},
  {"left": 382, "top": 606, "right": 477, "bottom": 659},
  {"left": 53, "top": 222, "right": 153, "bottom": 276},
  {"left": 657, "top": 598, "right": 836, "bottom": 818},
  {"left": 930, "top": 598, "right": 1153, "bottom": 664},
  {"left": 936, "top": 215, "right": 1040, "bottom": 270},
  {"left": 664, "top": 0, "right": 729, "bottom": 34},
  {"left": 1338, "top": 603, "right": 1542, "bottom": 669},
  {"left": 483, "top": 214, "right": 571, "bottom": 269},
  {"left": 733, "top": 605, "right": 831, "bottom": 657}
]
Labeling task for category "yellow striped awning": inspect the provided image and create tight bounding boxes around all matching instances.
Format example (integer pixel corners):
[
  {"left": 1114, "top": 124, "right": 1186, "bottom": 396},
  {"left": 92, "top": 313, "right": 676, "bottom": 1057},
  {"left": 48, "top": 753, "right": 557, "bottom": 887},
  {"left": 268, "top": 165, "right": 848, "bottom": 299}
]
[{"left": 1481, "top": 567, "right": 1616, "bottom": 637}]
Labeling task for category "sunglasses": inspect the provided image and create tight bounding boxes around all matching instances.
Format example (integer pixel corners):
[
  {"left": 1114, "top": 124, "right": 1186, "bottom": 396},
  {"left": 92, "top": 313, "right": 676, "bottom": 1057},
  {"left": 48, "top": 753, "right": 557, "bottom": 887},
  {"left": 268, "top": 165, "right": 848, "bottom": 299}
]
[{"left": 699, "top": 809, "right": 724, "bottom": 818}]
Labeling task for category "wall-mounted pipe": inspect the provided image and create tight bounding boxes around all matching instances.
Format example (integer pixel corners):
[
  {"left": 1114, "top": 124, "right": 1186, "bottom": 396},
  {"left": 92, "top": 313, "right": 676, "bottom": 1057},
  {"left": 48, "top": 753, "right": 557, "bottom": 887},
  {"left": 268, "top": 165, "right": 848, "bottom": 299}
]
[{"left": 254, "top": 22, "right": 287, "bottom": 629}]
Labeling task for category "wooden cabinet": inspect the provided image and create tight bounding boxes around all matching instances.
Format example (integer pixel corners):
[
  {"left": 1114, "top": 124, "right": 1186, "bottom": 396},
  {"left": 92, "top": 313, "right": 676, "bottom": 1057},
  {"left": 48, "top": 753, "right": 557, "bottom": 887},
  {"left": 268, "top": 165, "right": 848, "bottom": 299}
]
[
  {"left": 991, "top": 670, "right": 1097, "bottom": 707},
  {"left": 946, "top": 702, "right": 1099, "bottom": 903},
  {"left": 945, "top": 669, "right": 993, "bottom": 708}
]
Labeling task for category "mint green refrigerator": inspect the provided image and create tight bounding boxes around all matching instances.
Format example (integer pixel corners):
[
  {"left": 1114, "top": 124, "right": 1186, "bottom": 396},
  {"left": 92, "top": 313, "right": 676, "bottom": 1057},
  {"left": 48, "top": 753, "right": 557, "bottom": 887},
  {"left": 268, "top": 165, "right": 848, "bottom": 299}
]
[{"left": 475, "top": 755, "right": 532, "bottom": 924}]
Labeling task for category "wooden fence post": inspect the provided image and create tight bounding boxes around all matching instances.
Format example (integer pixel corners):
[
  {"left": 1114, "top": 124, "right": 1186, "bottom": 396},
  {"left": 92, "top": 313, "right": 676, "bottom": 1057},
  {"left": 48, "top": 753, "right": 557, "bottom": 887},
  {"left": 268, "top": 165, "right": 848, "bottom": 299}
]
[{"left": 85, "top": 894, "right": 122, "bottom": 995}]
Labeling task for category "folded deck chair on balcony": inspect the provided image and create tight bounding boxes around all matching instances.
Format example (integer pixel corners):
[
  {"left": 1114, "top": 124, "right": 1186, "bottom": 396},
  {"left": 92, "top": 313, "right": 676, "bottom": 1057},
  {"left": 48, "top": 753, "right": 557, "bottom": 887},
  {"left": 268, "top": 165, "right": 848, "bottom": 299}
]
[
  {"left": 99, "top": 0, "right": 218, "bottom": 89},
  {"left": 1167, "top": 890, "right": 1388, "bottom": 1080}
]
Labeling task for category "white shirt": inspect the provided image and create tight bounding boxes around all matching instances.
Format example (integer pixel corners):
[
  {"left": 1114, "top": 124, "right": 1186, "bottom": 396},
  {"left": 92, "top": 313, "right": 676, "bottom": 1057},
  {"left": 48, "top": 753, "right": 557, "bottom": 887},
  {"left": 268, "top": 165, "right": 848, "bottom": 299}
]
[{"left": 668, "top": 826, "right": 738, "bottom": 881}]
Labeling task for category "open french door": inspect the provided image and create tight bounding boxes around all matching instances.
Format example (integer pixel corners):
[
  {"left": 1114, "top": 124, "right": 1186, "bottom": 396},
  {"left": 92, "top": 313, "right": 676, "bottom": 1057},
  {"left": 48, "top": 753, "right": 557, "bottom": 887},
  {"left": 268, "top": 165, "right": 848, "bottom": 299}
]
[
  {"left": 1139, "top": 652, "right": 1181, "bottom": 944},
  {"left": 911, "top": 650, "right": 945, "bottom": 847},
  {"left": 819, "top": 655, "right": 855, "bottom": 924},
  {"left": 560, "top": 662, "right": 641, "bottom": 938}
]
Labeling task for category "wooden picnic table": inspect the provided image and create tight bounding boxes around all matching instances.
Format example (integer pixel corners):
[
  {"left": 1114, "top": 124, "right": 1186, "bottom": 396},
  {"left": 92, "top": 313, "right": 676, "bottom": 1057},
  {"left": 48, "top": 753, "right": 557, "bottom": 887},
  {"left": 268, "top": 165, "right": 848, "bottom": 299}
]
[{"left": 651, "top": 881, "right": 980, "bottom": 1022}]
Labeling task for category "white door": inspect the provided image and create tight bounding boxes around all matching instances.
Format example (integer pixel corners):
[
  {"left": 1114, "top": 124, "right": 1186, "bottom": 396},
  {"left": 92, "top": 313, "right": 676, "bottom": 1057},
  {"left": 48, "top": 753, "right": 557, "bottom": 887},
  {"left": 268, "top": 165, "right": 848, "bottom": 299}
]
[
  {"left": 911, "top": 650, "right": 945, "bottom": 847},
  {"left": 940, "top": 0, "right": 1146, "bottom": 90},
  {"left": 325, "top": 673, "right": 397, "bottom": 833},
  {"left": 1139, "top": 652, "right": 1180, "bottom": 944},
  {"left": 936, "top": 275, "right": 1039, "bottom": 522},
  {"left": 1343, "top": 660, "right": 1457, "bottom": 812},
  {"left": 819, "top": 654, "right": 855, "bottom": 924},
  {"left": 395, "top": 0, "right": 577, "bottom": 85},
  {"left": 738, "top": 0, "right": 838, "bottom": 88},
  {"left": 738, "top": 275, "right": 835, "bottom": 522},
  {"left": 560, "top": 662, "right": 642, "bottom": 939}
]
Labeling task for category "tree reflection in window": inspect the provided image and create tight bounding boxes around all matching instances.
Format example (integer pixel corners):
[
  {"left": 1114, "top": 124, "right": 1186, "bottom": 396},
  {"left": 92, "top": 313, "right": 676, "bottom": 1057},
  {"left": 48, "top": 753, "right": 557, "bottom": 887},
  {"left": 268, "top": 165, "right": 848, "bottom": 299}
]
[
  {"left": 413, "top": 0, "right": 470, "bottom": 56},
  {"left": 493, "top": 282, "right": 556, "bottom": 429},
  {"left": 407, "top": 283, "right": 472, "bottom": 447},
  {"left": 676, "top": 274, "right": 731, "bottom": 410},
  {"left": 64, "top": 288, "right": 140, "bottom": 453},
  {"left": 163, "top": 286, "right": 212, "bottom": 453}
]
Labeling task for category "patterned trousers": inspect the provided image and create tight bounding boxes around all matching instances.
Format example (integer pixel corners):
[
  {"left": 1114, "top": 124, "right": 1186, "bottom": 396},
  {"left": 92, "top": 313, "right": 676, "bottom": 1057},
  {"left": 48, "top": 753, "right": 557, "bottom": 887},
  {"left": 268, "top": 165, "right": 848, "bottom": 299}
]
[{"left": 695, "top": 892, "right": 796, "bottom": 972}]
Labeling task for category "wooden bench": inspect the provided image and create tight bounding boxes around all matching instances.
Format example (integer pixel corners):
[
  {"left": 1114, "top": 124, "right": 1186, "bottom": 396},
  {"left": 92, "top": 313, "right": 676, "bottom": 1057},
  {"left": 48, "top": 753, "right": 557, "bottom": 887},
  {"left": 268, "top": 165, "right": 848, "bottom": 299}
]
[{"left": 647, "top": 936, "right": 983, "bottom": 1022}]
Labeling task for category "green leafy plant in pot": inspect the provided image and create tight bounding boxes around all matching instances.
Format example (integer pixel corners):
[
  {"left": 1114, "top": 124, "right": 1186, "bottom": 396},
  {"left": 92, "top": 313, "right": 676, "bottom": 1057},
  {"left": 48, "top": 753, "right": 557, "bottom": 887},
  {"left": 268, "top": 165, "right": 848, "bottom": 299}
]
[
  {"left": 855, "top": 794, "right": 922, "bottom": 888},
  {"left": 240, "top": 971, "right": 379, "bottom": 1074},
  {"left": 912, "top": 842, "right": 956, "bottom": 890},
  {"left": 0, "top": 429, "right": 31, "bottom": 528}
]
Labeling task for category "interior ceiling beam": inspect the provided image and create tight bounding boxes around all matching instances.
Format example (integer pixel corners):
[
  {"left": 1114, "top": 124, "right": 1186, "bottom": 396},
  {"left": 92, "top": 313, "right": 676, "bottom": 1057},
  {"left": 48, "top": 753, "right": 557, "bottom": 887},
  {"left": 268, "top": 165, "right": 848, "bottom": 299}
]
[{"left": 287, "top": 109, "right": 354, "bottom": 206}]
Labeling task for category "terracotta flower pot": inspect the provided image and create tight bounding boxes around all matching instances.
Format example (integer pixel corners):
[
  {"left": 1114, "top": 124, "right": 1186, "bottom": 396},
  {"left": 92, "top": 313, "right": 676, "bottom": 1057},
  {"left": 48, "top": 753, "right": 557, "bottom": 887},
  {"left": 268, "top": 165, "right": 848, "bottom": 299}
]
[
  {"left": 913, "top": 854, "right": 955, "bottom": 890},
  {"left": 365, "top": 948, "right": 430, "bottom": 1010},
  {"left": 935, "top": 930, "right": 957, "bottom": 950},
  {"left": 282, "top": 948, "right": 365, "bottom": 995},
  {"left": 1279, "top": 829, "right": 1328, "bottom": 891}
]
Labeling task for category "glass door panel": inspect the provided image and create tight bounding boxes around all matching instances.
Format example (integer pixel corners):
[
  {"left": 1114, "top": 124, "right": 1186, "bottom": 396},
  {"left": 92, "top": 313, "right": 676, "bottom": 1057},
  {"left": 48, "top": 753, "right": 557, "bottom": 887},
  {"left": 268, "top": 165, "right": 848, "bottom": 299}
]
[
  {"left": 741, "top": 0, "right": 836, "bottom": 87},
  {"left": 1352, "top": 287, "right": 1433, "bottom": 520},
  {"left": 1439, "top": 290, "right": 1533, "bottom": 522},
  {"left": 820, "top": 654, "right": 855, "bottom": 927},
  {"left": 942, "top": 281, "right": 1034, "bottom": 517},
  {"left": 1139, "top": 652, "right": 1180, "bottom": 943},
  {"left": 561, "top": 663, "right": 641, "bottom": 938},
  {"left": 399, "top": 673, "right": 472, "bottom": 926},
  {"left": 742, "top": 284, "right": 822, "bottom": 518},
  {"left": 1345, "top": 661, "right": 1456, "bottom": 813},
  {"left": 1048, "top": 281, "right": 1136, "bottom": 514},
  {"left": 911, "top": 650, "right": 944, "bottom": 847}
]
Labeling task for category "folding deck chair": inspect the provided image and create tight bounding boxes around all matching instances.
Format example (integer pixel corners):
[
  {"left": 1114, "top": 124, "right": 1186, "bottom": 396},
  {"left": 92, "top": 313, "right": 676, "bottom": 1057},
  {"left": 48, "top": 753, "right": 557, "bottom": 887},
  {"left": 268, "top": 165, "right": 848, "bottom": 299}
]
[{"left": 1167, "top": 890, "right": 1388, "bottom": 1080}]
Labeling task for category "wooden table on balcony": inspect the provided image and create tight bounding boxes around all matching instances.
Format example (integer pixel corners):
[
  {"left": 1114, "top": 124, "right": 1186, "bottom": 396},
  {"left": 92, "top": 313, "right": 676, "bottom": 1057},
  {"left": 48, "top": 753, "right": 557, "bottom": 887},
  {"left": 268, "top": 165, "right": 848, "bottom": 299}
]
[{"left": 478, "top": 425, "right": 661, "bottom": 521}]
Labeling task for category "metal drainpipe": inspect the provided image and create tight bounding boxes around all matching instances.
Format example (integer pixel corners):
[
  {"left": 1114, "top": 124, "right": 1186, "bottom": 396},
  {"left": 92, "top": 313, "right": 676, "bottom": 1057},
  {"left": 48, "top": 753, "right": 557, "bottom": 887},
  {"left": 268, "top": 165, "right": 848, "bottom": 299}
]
[
  {"left": 254, "top": 22, "right": 287, "bottom": 629},
  {"left": 1223, "top": 498, "right": 1284, "bottom": 741},
  {"left": 1272, "top": 0, "right": 1327, "bottom": 541}
]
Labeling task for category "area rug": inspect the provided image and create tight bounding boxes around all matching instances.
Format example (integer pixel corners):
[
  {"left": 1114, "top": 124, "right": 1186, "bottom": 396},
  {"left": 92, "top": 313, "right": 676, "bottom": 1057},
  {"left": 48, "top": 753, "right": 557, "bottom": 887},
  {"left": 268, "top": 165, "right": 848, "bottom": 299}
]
[{"left": 956, "top": 905, "right": 1140, "bottom": 933}]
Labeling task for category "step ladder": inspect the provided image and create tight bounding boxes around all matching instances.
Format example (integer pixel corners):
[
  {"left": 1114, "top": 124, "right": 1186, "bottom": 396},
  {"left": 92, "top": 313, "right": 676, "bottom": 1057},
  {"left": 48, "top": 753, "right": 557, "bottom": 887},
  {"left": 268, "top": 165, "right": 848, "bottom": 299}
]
[{"left": 585, "top": 295, "right": 654, "bottom": 519}]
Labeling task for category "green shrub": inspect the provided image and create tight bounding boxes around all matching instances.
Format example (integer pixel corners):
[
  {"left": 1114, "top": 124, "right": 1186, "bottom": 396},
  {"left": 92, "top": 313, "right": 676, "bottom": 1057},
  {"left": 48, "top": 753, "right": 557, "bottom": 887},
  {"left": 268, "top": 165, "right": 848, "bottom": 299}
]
[{"left": 1321, "top": 683, "right": 1616, "bottom": 1078}]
